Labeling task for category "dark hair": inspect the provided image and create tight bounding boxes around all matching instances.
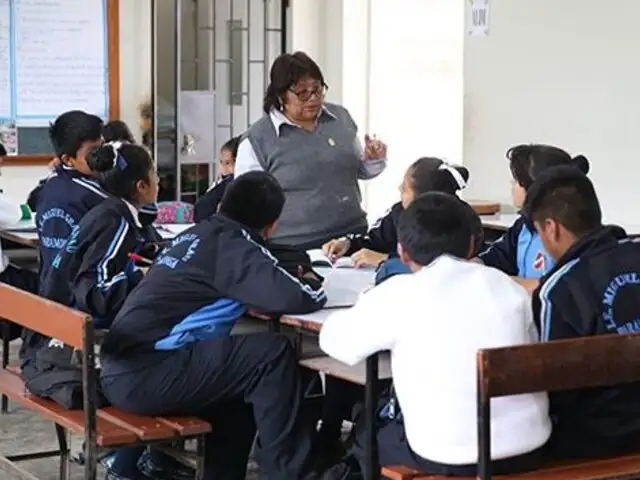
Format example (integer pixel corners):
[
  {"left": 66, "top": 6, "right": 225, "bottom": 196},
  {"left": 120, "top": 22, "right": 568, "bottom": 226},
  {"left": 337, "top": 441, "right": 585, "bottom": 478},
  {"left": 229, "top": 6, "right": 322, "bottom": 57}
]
[
  {"left": 507, "top": 144, "right": 589, "bottom": 190},
  {"left": 219, "top": 171, "right": 285, "bottom": 230},
  {"left": 409, "top": 157, "right": 469, "bottom": 196},
  {"left": 0, "top": 143, "right": 6, "bottom": 157},
  {"left": 103, "top": 120, "right": 135, "bottom": 143},
  {"left": 398, "top": 192, "right": 473, "bottom": 266},
  {"left": 523, "top": 166, "right": 602, "bottom": 237},
  {"left": 462, "top": 200, "right": 484, "bottom": 256},
  {"left": 221, "top": 135, "right": 241, "bottom": 159},
  {"left": 87, "top": 142, "right": 154, "bottom": 202},
  {"left": 49, "top": 110, "right": 103, "bottom": 159},
  {"left": 263, "top": 51, "right": 326, "bottom": 113}
]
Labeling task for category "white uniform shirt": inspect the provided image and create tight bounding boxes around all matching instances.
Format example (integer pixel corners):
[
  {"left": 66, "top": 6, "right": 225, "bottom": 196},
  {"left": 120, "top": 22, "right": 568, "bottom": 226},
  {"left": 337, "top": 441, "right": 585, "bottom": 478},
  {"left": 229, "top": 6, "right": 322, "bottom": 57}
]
[{"left": 320, "top": 256, "right": 551, "bottom": 465}]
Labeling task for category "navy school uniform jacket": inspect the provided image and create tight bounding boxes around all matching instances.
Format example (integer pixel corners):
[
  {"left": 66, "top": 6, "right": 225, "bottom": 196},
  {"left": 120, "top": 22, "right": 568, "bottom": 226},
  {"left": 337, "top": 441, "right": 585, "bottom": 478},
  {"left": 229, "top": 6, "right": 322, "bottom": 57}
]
[
  {"left": 20, "top": 198, "right": 150, "bottom": 373},
  {"left": 478, "top": 215, "right": 554, "bottom": 279},
  {"left": 193, "top": 174, "right": 233, "bottom": 223},
  {"left": 32, "top": 166, "right": 109, "bottom": 287},
  {"left": 100, "top": 214, "right": 328, "bottom": 375},
  {"left": 346, "top": 202, "right": 402, "bottom": 256},
  {"left": 532, "top": 225, "right": 640, "bottom": 457},
  {"left": 30, "top": 166, "right": 159, "bottom": 283}
]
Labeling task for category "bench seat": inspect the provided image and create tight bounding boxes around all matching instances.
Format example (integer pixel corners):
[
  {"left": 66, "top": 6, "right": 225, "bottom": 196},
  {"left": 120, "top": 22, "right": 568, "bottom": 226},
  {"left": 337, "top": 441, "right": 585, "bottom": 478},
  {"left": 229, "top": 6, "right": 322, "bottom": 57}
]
[
  {"left": 0, "top": 369, "right": 211, "bottom": 446},
  {"left": 382, "top": 453, "right": 640, "bottom": 480}
]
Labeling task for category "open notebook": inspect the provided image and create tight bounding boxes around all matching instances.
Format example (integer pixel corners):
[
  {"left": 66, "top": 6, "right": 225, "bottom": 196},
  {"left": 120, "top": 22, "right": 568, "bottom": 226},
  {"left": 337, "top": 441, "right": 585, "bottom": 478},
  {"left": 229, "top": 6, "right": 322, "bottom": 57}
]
[{"left": 307, "top": 249, "right": 354, "bottom": 268}]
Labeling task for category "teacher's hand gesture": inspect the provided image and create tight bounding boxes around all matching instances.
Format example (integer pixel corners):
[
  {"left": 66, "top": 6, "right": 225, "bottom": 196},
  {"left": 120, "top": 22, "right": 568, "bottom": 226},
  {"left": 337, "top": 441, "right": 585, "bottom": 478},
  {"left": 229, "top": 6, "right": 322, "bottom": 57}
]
[{"left": 363, "top": 134, "right": 387, "bottom": 161}]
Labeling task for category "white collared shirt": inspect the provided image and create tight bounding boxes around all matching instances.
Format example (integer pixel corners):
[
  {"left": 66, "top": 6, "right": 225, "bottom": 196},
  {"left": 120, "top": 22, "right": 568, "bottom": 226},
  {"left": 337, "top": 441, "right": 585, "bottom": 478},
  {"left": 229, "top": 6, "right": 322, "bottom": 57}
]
[
  {"left": 235, "top": 105, "right": 387, "bottom": 180},
  {"left": 319, "top": 256, "right": 551, "bottom": 464}
]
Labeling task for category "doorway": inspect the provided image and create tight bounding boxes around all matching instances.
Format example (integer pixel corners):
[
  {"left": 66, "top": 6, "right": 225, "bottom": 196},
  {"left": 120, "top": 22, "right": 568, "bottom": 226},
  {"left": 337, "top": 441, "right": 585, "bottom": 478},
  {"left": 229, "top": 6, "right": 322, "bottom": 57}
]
[{"left": 150, "top": 0, "right": 289, "bottom": 202}]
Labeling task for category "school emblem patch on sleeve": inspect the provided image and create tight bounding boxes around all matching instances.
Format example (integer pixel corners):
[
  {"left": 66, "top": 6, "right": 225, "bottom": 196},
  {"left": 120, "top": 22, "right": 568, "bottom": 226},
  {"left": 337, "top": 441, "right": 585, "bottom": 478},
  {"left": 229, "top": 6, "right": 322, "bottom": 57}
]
[{"left": 533, "top": 251, "right": 546, "bottom": 272}]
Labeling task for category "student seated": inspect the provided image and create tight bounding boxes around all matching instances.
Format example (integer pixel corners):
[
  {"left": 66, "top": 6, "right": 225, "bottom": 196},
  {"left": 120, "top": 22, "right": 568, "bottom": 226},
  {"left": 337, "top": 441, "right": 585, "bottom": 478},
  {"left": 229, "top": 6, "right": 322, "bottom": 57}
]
[
  {"left": 0, "top": 143, "right": 38, "bottom": 341},
  {"left": 476, "top": 144, "right": 589, "bottom": 293},
  {"left": 103, "top": 120, "right": 136, "bottom": 144},
  {"left": 525, "top": 166, "right": 640, "bottom": 458},
  {"left": 322, "top": 157, "right": 469, "bottom": 268},
  {"left": 100, "top": 171, "right": 327, "bottom": 479},
  {"left": 193, "top": 135, "right": 241, "bottom": 222},
  {"left": 319, "top": 192, "right": 551, "bottom": 477},
  {"left": 21, "top": 111, "right": 107, "bottom": 368}
]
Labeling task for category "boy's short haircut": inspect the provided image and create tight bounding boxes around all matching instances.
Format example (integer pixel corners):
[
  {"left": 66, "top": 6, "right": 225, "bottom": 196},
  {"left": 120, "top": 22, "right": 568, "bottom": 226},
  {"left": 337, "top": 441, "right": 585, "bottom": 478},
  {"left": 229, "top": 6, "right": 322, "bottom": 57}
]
[
  {"left": 0, "top": 143, "right": 6, "bottom": 157},
  {"left": 49, "top": 110, "right": 103, "bottom": 159},
  {"left": 398, "top": 192, "right": 473, "bottom": 266},
  {"left": 524, "top": 165, "right": 602, "bottom": 237},
  {"left": 221, "top": 136, "right": 241, "bottom": 160},
  {"left": 218, "top": 171, "right": 285, "bottom": 230}
]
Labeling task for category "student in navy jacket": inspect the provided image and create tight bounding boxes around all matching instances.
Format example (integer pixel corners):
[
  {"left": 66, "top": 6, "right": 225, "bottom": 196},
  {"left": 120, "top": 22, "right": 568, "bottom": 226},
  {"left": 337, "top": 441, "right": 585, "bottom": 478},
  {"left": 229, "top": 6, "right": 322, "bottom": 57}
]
[
  {"left": 193, "top": 135, "right": 240, "bottom": 222},
  {"left": 526, "top": 166, "right": 640, "bottom": 458},
  {"left": 477, "top": 144, "right": 589, "bottom": 294},
  {"left": 40, "top": 142, "right": 158, "bottom": 328},
  {"left": 100, "top": 172, "right": 327, "bottom": 480},
  {"left": 35, "top": 142, "right": 180, "bottom": 480},
  {"left": 323, "top": 156, "right": 470, "bottom": 268}
]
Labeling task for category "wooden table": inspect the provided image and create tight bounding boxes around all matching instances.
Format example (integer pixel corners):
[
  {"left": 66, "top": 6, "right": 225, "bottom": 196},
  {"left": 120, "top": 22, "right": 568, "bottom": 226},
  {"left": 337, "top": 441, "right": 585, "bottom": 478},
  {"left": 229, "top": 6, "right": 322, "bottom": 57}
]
[
  {"left": 468, "top": 199, "right": 501, "bottom": 216},
  {"left": 0, "top": 223, "right": 189, "bottom": 249},
  {"left": 277, "top": 267, "right": 384, "bottom": 480}
]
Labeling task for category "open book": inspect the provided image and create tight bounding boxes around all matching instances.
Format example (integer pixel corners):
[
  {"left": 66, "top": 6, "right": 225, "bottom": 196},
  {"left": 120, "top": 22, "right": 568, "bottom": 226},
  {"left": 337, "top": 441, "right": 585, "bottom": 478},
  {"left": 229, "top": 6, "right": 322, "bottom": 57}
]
[{"left": 307, "top": 249, "right": 354, "bottom": 269}]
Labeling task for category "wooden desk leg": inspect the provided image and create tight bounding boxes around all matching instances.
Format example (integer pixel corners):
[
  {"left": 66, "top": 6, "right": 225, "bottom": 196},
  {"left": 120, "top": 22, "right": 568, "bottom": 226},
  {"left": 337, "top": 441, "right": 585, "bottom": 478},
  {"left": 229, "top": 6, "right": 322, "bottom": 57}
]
[
  {"left": 1, "top": 320, "right": 10, "bottom": 414},
  {"left": 364, "top": 353, "right": 380, "bottom": 480}
]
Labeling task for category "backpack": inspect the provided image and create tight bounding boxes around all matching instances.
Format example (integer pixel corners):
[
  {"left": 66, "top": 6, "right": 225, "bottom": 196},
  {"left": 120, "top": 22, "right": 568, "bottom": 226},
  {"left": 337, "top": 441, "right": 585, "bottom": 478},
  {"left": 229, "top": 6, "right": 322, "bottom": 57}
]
[
  {"left": 155, "top": 201, "right": 194, "bottom": 224},
  {"left": 23, "top": 338, "right": 109, "bottom": 410}
]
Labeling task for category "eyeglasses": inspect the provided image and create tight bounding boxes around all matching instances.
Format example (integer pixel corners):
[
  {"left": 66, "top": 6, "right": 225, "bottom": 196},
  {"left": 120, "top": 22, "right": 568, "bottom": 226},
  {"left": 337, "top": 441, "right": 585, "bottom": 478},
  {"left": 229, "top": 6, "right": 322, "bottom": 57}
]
[{"left": 289, "top": 84, "right": 328, "bottom": 102}]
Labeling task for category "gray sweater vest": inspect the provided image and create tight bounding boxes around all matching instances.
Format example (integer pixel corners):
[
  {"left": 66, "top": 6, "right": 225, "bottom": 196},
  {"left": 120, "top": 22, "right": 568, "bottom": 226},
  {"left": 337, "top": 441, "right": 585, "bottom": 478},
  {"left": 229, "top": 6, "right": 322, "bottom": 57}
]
[{"left": 247, "top": 103, "right": 367, "bottom": 247}]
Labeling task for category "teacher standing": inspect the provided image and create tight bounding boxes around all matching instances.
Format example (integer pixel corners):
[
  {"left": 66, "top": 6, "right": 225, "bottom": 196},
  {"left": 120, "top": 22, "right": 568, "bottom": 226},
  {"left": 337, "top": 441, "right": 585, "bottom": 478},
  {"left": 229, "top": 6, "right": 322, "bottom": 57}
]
[{"left": 235, "top": 51, "right": 388, "bottom": 249}]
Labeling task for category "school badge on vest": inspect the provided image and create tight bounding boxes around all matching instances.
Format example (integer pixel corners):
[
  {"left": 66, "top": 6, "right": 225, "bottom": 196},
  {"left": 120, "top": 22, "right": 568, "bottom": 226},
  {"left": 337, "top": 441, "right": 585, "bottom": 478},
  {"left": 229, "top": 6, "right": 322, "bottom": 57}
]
[{"left": 533, "top": 251, "right": 546, "bottom": 272}]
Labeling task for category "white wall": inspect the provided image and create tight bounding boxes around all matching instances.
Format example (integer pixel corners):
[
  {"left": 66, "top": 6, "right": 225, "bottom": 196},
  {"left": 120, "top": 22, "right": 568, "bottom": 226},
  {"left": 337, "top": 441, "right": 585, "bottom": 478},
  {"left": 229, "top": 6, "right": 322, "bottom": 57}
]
[
  {"left": 3, "top": 0, "right": 152, "bottom": 205},
  {"left": 293, "top": 0, "right": 464, "bottom": 218},
  {"left": 463, "top": 0, "right": 640, "bottom": 224}
]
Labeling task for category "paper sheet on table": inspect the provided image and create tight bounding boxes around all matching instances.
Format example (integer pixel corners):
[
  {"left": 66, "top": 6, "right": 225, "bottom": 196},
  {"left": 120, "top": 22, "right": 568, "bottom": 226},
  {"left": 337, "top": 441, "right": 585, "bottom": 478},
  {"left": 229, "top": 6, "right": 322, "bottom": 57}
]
[
  {"left": 315, "top": 266, "right": 375, "bottom": 308},
  {"left": 155, "top": 223, "right": 194, "bottom": 238},
  {"left": 307, "top": 249, "right": 354, "bottom": 268},
  {"left": 4, "top": 218, "right": 36, "bottom": 231}
]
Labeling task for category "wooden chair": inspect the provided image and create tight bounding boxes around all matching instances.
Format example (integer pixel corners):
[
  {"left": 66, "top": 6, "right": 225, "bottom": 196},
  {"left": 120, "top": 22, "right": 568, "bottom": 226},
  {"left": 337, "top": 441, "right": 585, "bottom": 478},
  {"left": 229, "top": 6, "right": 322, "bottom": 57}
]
[
  {"left": 383, "top": 333, "right": 640, "bottom": 480},
  {"left": 0, "top": 284, "right": 211, "bottom": 480}
]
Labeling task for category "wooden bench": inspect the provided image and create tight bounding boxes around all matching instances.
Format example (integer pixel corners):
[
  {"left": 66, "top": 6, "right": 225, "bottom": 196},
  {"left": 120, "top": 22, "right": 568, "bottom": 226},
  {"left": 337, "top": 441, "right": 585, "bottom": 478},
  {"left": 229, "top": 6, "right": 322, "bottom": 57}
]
[
  {"left": 382, "top": 334, "right": 640, "bottom": 480},
  {"left": 0, "top": 283, "right": 211, "bottom": 480}
]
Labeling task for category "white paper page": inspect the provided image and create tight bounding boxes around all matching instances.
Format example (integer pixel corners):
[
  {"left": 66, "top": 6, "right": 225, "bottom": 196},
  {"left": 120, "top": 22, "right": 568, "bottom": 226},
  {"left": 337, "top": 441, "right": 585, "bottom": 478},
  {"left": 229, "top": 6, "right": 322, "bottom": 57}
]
[
  {"left": 14, "top": 0, "right": 107, "bottom": 122},
  {"left": 0, "top": 0, "right": 10, "bottom": 119},
  {"left": 307, "top": 249, "right": 354, "bottom": 268},
  {"left": 3, "top": 218, "right": 36, "bottom": 231},
  {"left": 315, "top": 266, "right": 375, "bottom": 308}
]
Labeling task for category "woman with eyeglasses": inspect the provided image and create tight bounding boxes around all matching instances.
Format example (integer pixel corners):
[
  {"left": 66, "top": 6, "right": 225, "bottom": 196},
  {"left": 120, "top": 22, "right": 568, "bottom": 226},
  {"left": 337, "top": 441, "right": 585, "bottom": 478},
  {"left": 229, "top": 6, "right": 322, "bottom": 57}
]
[{"left": 235, "top": 51, "right": 388, "bottom": 250}]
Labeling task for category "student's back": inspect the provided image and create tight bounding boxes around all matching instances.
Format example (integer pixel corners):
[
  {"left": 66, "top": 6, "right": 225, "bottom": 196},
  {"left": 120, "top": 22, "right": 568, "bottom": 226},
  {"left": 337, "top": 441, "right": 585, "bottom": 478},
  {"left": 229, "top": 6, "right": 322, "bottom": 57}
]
[
  {"left": 322, "top": 256, "right": 550, "bottom": 465},
  {"left": 320, "top": 193, "right": 550, "bottom": 475},
  {"left": 36, "top": 166, "right": 107, "bottom": 272},
  {"left": 102, "top": 213, "right": 326, "bottom": 371},
  {"left": 526, "top": 166, "right": 640, "bottom": 457}
]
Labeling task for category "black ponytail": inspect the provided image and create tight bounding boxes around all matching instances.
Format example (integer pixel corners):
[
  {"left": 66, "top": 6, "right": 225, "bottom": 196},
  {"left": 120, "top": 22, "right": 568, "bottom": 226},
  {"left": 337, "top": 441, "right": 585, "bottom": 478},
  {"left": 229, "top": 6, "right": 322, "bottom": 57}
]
[
  {"left": 508, "top": 143, "right": 590, "bottom": 190},
  {"left": 88, "top": 142, "right": 154, "bottom": 202},
  {"left": 410, "top": 157, "right": 470, "bottom": 196}
]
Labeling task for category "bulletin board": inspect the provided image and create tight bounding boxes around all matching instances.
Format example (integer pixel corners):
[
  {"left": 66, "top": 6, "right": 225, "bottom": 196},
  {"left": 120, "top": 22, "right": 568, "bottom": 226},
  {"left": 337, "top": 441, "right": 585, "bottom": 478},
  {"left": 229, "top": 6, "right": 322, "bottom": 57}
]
[{"left": 0, "top": 0, "right": 120, "bottom": 165}]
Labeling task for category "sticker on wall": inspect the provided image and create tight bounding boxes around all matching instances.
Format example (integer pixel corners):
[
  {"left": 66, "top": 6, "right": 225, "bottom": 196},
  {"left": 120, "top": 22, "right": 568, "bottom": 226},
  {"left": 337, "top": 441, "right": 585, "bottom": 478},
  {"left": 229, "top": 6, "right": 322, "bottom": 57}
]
[{"left": 468, "top": 0, "right": 490, "bottom": 37}]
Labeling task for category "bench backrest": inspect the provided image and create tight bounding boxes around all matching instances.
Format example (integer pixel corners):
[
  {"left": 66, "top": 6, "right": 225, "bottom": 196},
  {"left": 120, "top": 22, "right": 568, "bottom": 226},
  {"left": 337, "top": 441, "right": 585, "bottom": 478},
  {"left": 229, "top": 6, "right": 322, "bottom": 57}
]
[
  {"left": 0, "top": 283, "right": 90, "bottom": 349},
  {"left": 478, "top": 333, "right": 640, "bottom": 398},
  {"left": 476, "top": 333, "right": 640, "bottom": 480}
]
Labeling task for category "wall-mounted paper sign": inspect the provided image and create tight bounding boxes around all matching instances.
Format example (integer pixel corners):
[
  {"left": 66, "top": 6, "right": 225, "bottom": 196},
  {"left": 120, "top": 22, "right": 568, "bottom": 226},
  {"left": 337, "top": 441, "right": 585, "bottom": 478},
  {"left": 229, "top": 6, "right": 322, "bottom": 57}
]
[{"left": 469, "top": 0, "right": 490, "bottom": 37}]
